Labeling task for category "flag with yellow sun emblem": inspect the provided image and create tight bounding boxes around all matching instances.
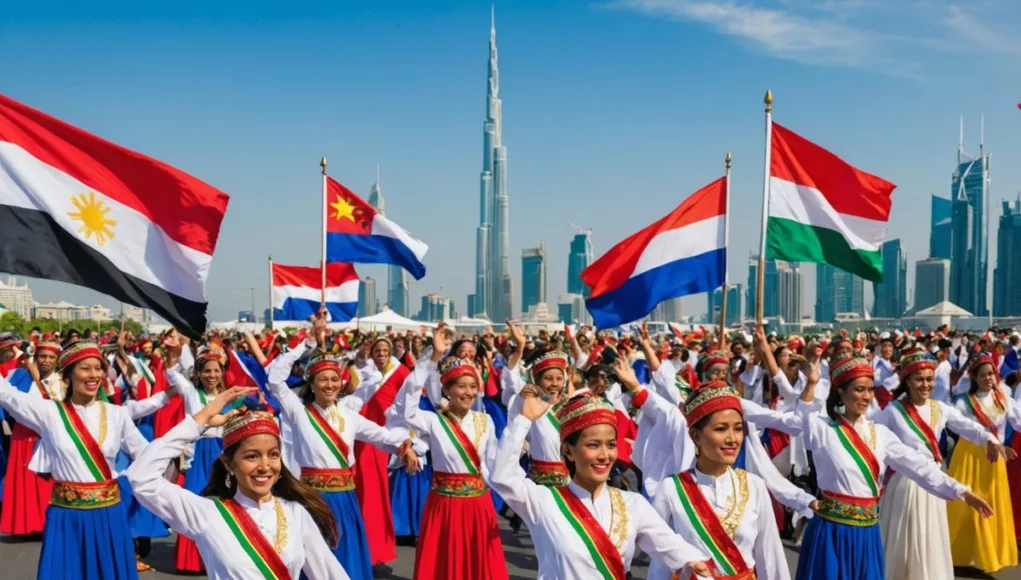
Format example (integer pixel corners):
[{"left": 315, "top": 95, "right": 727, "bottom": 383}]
[{"left": 0, "top": 93, "right": 229, "bottom": 338}]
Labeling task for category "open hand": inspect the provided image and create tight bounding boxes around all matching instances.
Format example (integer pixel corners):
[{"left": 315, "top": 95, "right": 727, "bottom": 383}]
[
  {"left": 520, "top": 387, "right": 556, "bottom": 421},
  {"left": 963, "top": 491, "right": 994, "bottom": 519},
  {"left": 431, "top": 327, "right": 453, "bottom": 362},
  {"left": 193, "top": 386, "right": 258, "bottom": 427}
]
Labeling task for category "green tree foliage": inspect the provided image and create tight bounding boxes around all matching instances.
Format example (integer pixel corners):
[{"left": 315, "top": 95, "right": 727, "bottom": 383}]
[{"left": 0, "top": 312, "right": 144, "bottom": 337}]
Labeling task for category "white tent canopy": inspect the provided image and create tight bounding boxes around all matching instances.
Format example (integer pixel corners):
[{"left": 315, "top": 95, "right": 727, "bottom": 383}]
[{"left": 338, "top": 309, "right": 436, "bottom": 331}]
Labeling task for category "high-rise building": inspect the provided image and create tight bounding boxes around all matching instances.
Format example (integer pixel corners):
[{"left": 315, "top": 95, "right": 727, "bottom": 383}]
[
  {"left": 930, "top": 194, "right": 952, "bottom": 260},
  {"left": 814, "top": 264, "right": 865, "bottom": 322},
  {"left": 0, "top": 277, "right": 33, "bottom": 319},
  {"left": 949, "top": 119, "right": 990, "bottom": 316},
  {"left": 366, "top": 169, "right": 411, "bottom": 317},
  {"left": 776, "top": 262, "right": 802, "bottom": 323},
  {"left": 567, "top": 231, "right": 593, "bottom": 297},
  {"left": 746, "top": 257, "right": 781, "bottom": 319},
  {"left": 994, "top": 198, "right": 1021, "bottom": 316},
  {"left": 707, "top": 285, "right": 743, "bottom": 327},
  {"left": 417, "top": 293, "right": 453, "bottom": 322},
  {"left": 521, "top": 241, "right": 547, "bottom": 313},
  {"left": 873, "top": 239, "right": 907, "bottom": 317},
  {"left": 650, "top": 297, "right": 683, "bottom": 323},
  {"left": 472, "top": 8, "right": 513, "bottom": 320},
  {"left": 557, "top": 293, "right": 590, "bottom": 325},
  {"left": 358, "top": 277, "right": 377, "bottom": 318},
  {"left": 915, "top": 258, "right": 951, "bottom": 312}
]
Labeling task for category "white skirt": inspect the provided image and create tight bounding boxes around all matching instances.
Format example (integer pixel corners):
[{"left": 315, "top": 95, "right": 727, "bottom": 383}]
[{"left": 879, "top": 471, "right": 954, "bottom": 580}]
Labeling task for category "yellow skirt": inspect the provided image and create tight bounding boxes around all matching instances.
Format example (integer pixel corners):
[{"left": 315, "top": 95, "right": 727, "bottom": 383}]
[{"left": 946, "top": 438, "right": 1017, "bottom": 573}]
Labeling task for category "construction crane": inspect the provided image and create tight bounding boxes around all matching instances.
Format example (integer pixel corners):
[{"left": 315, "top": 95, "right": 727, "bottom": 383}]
[{"left": 569, "top": 222, "right": 592, "bottom": 236}]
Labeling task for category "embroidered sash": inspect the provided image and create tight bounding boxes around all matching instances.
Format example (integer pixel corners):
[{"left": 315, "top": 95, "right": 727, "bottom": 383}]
[
  {"left": 549, "top": 486, "right": 627, "bottom": 580},
  {"left": 672, "top": 472, "right": 751, "bottom": 577},
  {"left": 55, "top": 400, "right": 111, "bottom": 482},
  {"left": 305, "top": 405, "right": 351, "bottom": 468},
  {"left": 437, "top": 412, "right": 482, "bottom": 475},
  {"left": 831, "top": 416, "right": 880, "bottom": 497},
  {"left": 894, "top": 401, "right": 942, "bottom": 463},
  {"left": 964, "top": 393, "right": 1001, "bottom": 435},
  {"left": 213, "top": 498, "right": 292, "bottom": 580},
  {"left": 546, "top": 410, "right": 561, "bottom": 431}
]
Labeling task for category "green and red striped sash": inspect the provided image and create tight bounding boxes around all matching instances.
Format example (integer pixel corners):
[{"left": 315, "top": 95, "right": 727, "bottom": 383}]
[
  {"left": 546, "top": 409, "right": 561, "bottom": 431},
  {"left": 55, "top": 400, "right": 111, "bottom": 482},
  {"left": 437, "top": 412, "right": 482, "bottom": 475},
  {"left": 305, "top": 405, "right": 350, "bottom": 468},
  {"left": 672, "top": 472, "right": 750, "bottom": 577},
  {"left": 213, "top": 498, "right": 292, "bottom": 580},
  {"left": 549, "top": 486, "right": 627, "bottom": 580},
  {"left": 964, "top": 392, "right": 1003, "bottom": 435},
  {"left": 894, "top": 401, "right": 942, "bottom": 463},
  {"left": 831, "top": 416, "right": 880, "bottom": 497}
]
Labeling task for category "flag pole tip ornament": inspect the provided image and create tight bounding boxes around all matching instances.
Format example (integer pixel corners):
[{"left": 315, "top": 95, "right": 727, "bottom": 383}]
[
  {"left": 684, "top": 381, "right": 742, "bottom": 427},
  {"left": 222, "top": 407, "right": 280, "bottom": 449},
  {"left": 764, "top": 89, "right": 773, "bottom": 108},
  {"left": 320, "top": 156, "right": 327, "bottom": 171},
  {"left": 556, "top": 393, "right": 617, "bottom": 442},
  {"left": 725, "top": 152, "right": 732, "bottom": 167},
  {"left": 439, "top": 356, "right": 481, "bottom": 386}
]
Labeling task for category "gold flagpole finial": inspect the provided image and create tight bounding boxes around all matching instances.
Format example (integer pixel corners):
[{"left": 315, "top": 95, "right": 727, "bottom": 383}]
[
  {"left": 320, "top": 156, "right": 328, "bottom": 173},
  {"left": 764, "top": 89, "right": 773, "bottom": 112},
  {"left": 725, "top": 152, "right": 732, "bottom": 169}
]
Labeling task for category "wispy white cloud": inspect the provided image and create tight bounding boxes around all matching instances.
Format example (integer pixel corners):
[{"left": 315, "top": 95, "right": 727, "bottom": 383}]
[{"left": 606, "top": 0, "right": 1021, "bottom": 76}]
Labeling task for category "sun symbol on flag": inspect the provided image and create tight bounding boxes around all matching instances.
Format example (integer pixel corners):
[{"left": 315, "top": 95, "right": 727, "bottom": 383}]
[
  {"left": 68, "top": 191, "right": 117, "bottom": 246},
  {"left": 330, "top": 194, "right": 358, "bottom": 222}
]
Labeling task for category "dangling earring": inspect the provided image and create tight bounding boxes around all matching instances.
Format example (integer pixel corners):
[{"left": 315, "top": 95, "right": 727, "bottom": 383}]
[
  {"left": 225, "top": 472, "right": 233, "bottom": 487},
  {"left": 695, "top": 446, "right": 702, "bottom": 458}
]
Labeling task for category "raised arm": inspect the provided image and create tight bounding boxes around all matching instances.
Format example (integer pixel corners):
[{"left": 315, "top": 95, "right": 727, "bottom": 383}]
[
  {"left": 123, "top": 391, "right": 171, "bottom": 421},
  {"left": 942, "top": 401, "right": 998, "bottom": 448},
  {"left": 489, "top": 407, "right": 548, "bottom": 528},
  {"left": 741, "top": 398, "right": 804, "bottom": 436},
  {"left": 0, "top": 367, "right": 56, "bottom": 434},
  {"left": 351, "top": 412, "right": 411, "bottom": 455}
]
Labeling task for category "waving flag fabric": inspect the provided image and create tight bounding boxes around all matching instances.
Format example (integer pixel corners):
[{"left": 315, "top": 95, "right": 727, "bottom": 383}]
[
  {"left": 582, "top": 178, "right": 727, "bottom": 328},
  {"left": 272, "top": 262, "right": 358, "bottom": 322},
  {"left": 0, "top": 94, "right": 229, "bottom": 338},
  {"left": 324, "top": 176, "right": 427, "bottom": 279},
  {"left": 766, "top": 123, "right": 895, "bottom": 282}
]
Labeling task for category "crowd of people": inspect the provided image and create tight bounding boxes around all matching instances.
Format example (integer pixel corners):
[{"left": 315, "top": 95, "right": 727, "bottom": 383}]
[{"left": 1, "top": 316, "right": 1020, "bottom": 579}]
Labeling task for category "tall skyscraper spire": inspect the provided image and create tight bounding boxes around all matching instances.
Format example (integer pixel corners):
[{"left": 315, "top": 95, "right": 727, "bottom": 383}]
[{"left": 471, "top": 7, "right": 513, "bottom": 320}]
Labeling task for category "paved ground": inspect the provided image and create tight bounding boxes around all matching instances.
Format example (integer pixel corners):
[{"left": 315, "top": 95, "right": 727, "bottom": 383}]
[{"left": 3, "top": 520, "right": 1020, "bottom": 579}]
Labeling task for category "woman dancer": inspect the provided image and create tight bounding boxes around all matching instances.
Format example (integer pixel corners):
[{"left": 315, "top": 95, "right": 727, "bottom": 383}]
[
  {"left": 127, "top": 388, "right": 348, "bottom": 579},
  {"left": 490, "top": 385, "right": 711, "bottom": 579},
  {"left": 0, "top": 340, "right": 150, "bottom": 579},
  {"left": 795, "top": 357, "right": 992, "bottom": 580},
  {"left": 265, "top": 317, "right": 417, "bottom": 580},
  {"left": 877, "top": 347, "right": 1008, "bottom": 580},
  {"left": 396, "top": 328, "right": 508, "bottom": 580},
  {"left": 650, "top": 381, "right": 790, "bottom": 579},
  {"left": 946, "top": 352, "right": 1021, "bottom": 573},
  {"left": 0, "top": 337, "right": 60, "bottom": 537},
  {"left": 165, "top": 342, "right": 231, "bottom": 573}
]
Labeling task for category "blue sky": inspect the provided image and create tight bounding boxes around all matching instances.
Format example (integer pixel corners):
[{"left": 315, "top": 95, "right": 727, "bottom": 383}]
[{"left": 3, "top": 0, "right": 1021, "bottom": 322}]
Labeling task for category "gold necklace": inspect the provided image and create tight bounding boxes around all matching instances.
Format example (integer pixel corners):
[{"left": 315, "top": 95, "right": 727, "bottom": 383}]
[
  {"left": 273, "top": 498, "right": 288, "bottom": 553},
  {"left": 718, "top": 469, "right": 749, "bottom": 539},
  {"left": 97, "top": 401, "right": 108, "bottom": 447}
]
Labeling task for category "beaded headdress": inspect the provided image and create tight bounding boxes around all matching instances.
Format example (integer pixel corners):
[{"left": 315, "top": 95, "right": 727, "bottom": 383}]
[
  {"left": 530, "top": 351, "right": 569, "bottom": 380},
  {"left": 35, "top": 340, "right": 61, "bottom": 357},
  {"left": 968, "top": 352, "right": 998, "bottom": 379},
  {"left": 0, "top": 332, "right": 21, "bottom": 351},
  {"left": 304, "top": 351, "right": 344, "bottom": 381},
  {"left": 684, "top": 381, "right": 743, "bottom": 426},
  {"left": 830, "top": 357, "right": 873, "bottom": 388},
  {"left": 700, "top": 350, "right": 730, "bottom": 372},
  {"left": 222, "top": 407, "right": 280, "bottom": 449},
  {"left": 196, "top": 343, "right": 228, "bottom": 368},
  {"left": 58, "top": 339, "right": 104, "bottom": 372},
  {"left": 897, "top": 347, "right": 935, "bottom": 380},
  {"left": 439, "top": 356, "right": 481, "bottom": 386},
  {"left": 556, "top": 392, "right": 617, "bottom": 442}
]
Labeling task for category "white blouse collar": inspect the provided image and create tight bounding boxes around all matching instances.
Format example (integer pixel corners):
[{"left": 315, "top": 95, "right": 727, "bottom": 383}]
[{"left": 234, "top": 491, "right": 275, "bottom": 509}]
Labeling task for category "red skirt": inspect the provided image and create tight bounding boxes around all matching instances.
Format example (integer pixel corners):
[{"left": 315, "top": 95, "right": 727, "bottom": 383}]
[
  {"left": 413, "top": 483, "right": 508, "bottom": 580},
  {"left": 153, "top": 395, "right": 184, "bottom": 438},
  {"left": 1007, "top": 435, "right": 1021, "bottom": 540},
  {"left": 354, "top": 440, "right": 396, "bottom": 564},
  {"left": 0, "top": 423, "right": 53, "bottom": 535}
]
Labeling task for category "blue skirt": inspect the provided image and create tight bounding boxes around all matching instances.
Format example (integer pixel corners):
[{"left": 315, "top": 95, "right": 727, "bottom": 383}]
[
  {"left": 390, "top": 464, "right": 432, "bottom": 537},
  {"left": 482, "top": 396, "right": 507, "bottom": 439},
  {"left": 319, "top": 489, "right": 372, "bottom": 580},
  {"left": 184, "top": 437, "right": 223, "bottom": 494},
  {"left": 117, "top": 476, "right": 170, "bottom": 539},
  {"left": 795, "top": 517, "right": 884, "bottom": 580},
  {"left": 136, "top": 415, "right": 155, "bottom": 442},
  {"left": 38, "top": 501, "right": 139, "bottom": 580}
]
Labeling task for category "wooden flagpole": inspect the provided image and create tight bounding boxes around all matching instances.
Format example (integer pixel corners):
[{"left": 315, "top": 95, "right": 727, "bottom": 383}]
[{"left": 756, "top": 90, "right": 773, "bottom": 325}]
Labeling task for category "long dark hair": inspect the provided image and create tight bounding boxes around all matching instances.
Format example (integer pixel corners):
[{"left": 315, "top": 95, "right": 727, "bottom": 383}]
[
  {"left": 968, "top": 362, "right": 995, "bottom": 396},
  {"left": 202, "top": 442, "right": 339, "bottom": 548},
  {"left": 891, "top": 379, "right": 909, "bottom": 402},
  {"left": 192, "top": 358, "right": 225, "bottom": 396}
]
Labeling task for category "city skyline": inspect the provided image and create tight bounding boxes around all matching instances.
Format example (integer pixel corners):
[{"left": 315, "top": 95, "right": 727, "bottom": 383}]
[{"left": 4, "top": 2, "right": 1021, "bottom": 323}]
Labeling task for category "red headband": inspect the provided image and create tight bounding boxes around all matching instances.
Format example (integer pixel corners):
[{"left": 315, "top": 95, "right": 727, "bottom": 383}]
[
  {"left": 556, "top": 393, "right": 617, "bottom": 442},
  {"left": 222, "top": 409, "right": 280, "bottom": 449},
  {"left": 830, "top": 357, "right": 873, "bottom": 388},
  {"left": 440, "top": 357, "right": 481, "bottom": 386},
  {"left": 684, "top": 381, "right": 743, "bottom": 426}
]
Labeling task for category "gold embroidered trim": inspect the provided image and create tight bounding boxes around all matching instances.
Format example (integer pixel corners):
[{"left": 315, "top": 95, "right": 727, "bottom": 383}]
[
  {"left": 607, "top": 486, "right": 628, "bottom": 551},
  {"left": 273, "top": 498, "right": 288, "bottom": 554},
  {"left": 719, "top": 469, "right": 749, "bottom": 539},
  {"left": 471, "top": 411, "right": 487, "bottom": 451},
  {"left": 929, "top": 399, "right": 942, "bottom": 430},
  {"left": 97, "top": 401, "right": 108, "bottom": 448}
]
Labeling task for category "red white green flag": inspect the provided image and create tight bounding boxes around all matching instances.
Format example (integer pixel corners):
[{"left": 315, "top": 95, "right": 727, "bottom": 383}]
[{"left": 766, "top": 123, "right": 895, "bottom": 282}]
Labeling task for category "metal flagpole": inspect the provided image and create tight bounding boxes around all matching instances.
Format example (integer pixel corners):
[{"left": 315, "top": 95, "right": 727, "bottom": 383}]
[
  {"left": 320, "top": 156, "right": 328, "bottom": 312},
  {"left": 268, "top": 256, "right": 274, "bottom": 329},
  {"left": 756, "top": 90, "right": 773, "bottom": 326},
  {"left": 719, "top": 152, "right": 731, "bottom": 347}
]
